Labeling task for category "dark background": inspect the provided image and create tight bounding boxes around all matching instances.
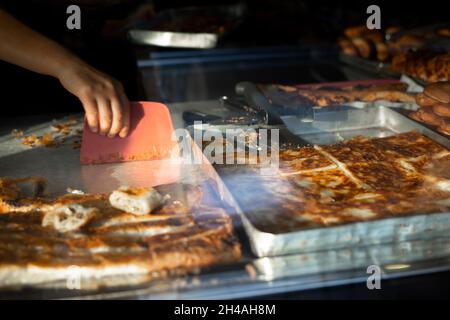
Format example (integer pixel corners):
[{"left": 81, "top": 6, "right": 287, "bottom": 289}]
[{"left": 0, "top": 0, "right": 448, "bottom": 116}]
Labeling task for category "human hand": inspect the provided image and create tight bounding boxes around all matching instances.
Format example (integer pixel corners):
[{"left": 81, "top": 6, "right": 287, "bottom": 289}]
[{"left": 58, "top": 61, "right": 130, "bottom": 138}]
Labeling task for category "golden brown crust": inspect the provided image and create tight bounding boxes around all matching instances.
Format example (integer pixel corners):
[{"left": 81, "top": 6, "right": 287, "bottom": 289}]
[
  {"left": 392, "top": 52, "right": 450, "bottom": 83},
  {"left": 0, "top": 181, "right": 241, "bottom": 287},
  {"left": 424, "top": 81, "right": 450, "bottom": 103},
  {"left": 409, "top": 110, "right": 424, "bottom": 123},
  {"left": 437, "top": 28, "right": 450, "bottom": 37},
  {"left": 437, "top": 121, "right": 450, "bottom": 136},
  {"left": 416, "top": 92, "right": 437, "bottom": 108},
  {"left": 375, "top": 41, "right": 389, "bottom": 62},
  {"left": 410, "top": 82, "right": 450, "bottom": 133},
  {"left": 433, "top": 103, "right": 450, "bottom": 118},
  {"left": 351, "top": 37, "right": 373, "bottom": 59},
  {"left": 411, "top": 109, "right": 445, "bottom": 126},
  {"left": 344, "top": 25, "right": 369, "bottom": 38},
  {"left": 337, "top": 38, "right": 359, "bottom": 57},
  {"left": 243, "top": 131, "right": 450, "bottom": 233},
  {"left": 265, "top": 82, "right": 414, "bottom": 108},
  {"left": 294, "top": 89, "right": 414, "bottom": 107},
  {"left": 278, "top": 147, "right": 334, "bottom": 174}
]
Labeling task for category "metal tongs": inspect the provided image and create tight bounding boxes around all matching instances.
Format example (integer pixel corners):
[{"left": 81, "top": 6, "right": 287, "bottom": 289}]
[
  {"left": 182, "top": 95, "right": 268, "bottom": 127},
  {"left": 235, "top": 82, "right": 315, "bottom": 124},
  {"left": 235, "top": 82, "right": 309, "bottom": 147},
  {"left": 219, "top": 95, "right": 268, "bottom": 125}
]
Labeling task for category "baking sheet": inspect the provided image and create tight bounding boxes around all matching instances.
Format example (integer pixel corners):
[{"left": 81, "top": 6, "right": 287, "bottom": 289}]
[
  {"left": 0, "top": 116, "right": 245, "bottom": 292},
  {"left": 253, "top": 235, "right": 450, "bottom": 281},
  {"left": 227, "top": 105, "right": 450, "bottom": 257},
  {"left": 235, "top": 79, "right": 421, "bottom": 129},
  {"left": 0, "top": 116, "right": 220, "bottom": 196},
  {"left": 3, "top": 111, "right": 450, "bottom": 298},
  {"left": 281, "top": 105, "right": 448, "bottom": 145}
]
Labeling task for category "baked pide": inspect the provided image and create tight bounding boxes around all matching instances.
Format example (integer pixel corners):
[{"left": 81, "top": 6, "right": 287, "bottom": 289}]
[
  {"left": 0, "top": 181, "right": 241, "bottom": 288},
  {"left": 232, "top": 131, "right": 450, "bottom": 233},
  {"left": 260, "top": 82, "right": 416, "bottom": 109}
]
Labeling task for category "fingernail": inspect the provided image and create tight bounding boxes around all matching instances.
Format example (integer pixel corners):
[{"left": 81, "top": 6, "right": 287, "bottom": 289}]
[
  {"left": 119, "top": 128, "right": 128, "bottom": 138},
  {"left": 99, "top": 131, "right": 105, "bottom": 136},
  {"left": 90, "top": 126, "right": 98, "bottom": 133},
  {"left": 108, "top": 133, "right": 116, "bottom": 138}
]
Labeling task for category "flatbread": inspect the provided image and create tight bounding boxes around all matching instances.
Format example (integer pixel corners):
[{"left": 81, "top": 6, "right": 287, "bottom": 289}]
[
  {"left": 0, "top": 182, "right": 241, "bottom": 288},
  {"left": 244, "top": 131, "right": 450, "bottom": 231}
]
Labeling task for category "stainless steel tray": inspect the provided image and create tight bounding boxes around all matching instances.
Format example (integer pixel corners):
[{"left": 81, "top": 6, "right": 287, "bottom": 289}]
[
  {"left": 0, "top": 117, "right": 227, "bottom": 197},
  {"left": 2, "top": 112, "right": 450, "bottom": 298},
  {"left": 235, "top": 80, "right": 421, "bottom": 127},
  {"left": 235, "top": 78, "right": 438, "bottom": 140},
  {"left": 0, "top": 116, "right": 247, "bottom": 294},
  {"left": 234, "top": 105, "right": 450, "bottom": 257},
  {"left": 128, "top": 4, "right": 246, "bottom": 49},
  {"left": 281, "top": 105, "right": 449, "bottom": 146},
  {"left": 252, "top": 235, "right": 450, "bottom": 283}
]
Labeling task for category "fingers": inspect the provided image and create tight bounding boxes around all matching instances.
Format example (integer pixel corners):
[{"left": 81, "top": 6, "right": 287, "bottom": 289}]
[
  {"left": 71, "top": 67, "right": 130, "bottom": 138},
  {"left": 97, "top": 98, "right": 112, "bottom": 136},
  {"left": 81, "top": 96, "right": 99, "bottom": 133},
  {"left": 86, "top": 96, "right": 129, "bottom": 138},
  {"left": 117, "top": 84, "right": 130, "bottom": 138},
  {"left": 109, "top": 96, "right": 124, "bottom": 138},
  {"left": 119, "top": 100, "right": 130, "bottom": 138},
  {"left": 107, "top": 82, "right": 130, "bottom": 138}
]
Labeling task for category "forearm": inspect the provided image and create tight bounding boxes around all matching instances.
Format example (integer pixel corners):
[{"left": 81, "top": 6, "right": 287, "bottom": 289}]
[
  {"left": 0, "top": 9, "right": 84, "bottom": 79},
  {"left": 0, "top": 8, "right": 130, "bottom": 138}
]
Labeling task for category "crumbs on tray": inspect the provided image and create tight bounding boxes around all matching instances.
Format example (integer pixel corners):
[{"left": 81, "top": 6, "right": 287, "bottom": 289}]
[{"left": 11, "top": 119, "right": 82, "bottom": 149}]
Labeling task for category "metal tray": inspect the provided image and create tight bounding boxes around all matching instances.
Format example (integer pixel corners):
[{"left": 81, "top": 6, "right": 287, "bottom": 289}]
[
  {"left": 253, "top": 235, "right": 450, "bottom": 281},
  {"left": 128, "top": 4, "right": 246, "bottom": 48},
  {"left": 281, "top": 105, "right": 449, "bottom": 145},
  {"left": 0, "top": 117, "right": 228, "bottom": 197},
  {"left": 3, "top": 114, "right": 450, "bottom": 298},
  {"left": 0, "top": 116, "right": 247, "bottom": 294},
  {"left": 235, "top": 80, "right": 421, "bottom": 127},
  {"left": 229, "top": 105, "right": 450, "bottom": 257}
]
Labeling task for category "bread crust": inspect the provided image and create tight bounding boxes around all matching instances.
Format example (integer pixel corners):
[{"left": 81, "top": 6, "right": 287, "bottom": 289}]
[
  {"left": 0, "top": 182, "right": 241, "bottom": 288},
  {"left": 416, "top": 92, "right": 437, "bottom": 108},
  {"left": 433, "top": 103, "right": 450, "bottom": 118},
  {"left": 234, "top": 131, "right": 450, "bottom": 234}
]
